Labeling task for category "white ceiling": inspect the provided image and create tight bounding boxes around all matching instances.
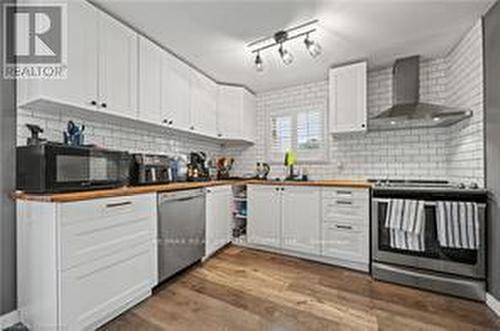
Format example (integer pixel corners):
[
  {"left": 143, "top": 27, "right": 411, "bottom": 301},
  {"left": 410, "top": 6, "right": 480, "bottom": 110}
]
[{"left": 93, "top": 0, "right": 495, "bottom": 93}]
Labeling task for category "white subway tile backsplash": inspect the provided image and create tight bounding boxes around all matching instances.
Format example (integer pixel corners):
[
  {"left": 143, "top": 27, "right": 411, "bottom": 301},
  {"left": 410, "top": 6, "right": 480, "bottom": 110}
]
[{"left": 17, "top": 108, "right": 223, "bottom": 159}]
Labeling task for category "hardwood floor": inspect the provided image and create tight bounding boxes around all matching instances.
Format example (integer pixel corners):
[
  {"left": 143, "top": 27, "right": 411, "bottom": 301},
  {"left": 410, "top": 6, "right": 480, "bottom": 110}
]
[{"left": 100, "top": 246, "right": 500, "bottom": 331}]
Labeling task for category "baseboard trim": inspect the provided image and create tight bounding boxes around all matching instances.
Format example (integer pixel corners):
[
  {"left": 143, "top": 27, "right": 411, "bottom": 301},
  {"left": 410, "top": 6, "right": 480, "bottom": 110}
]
[
  {"left": 486, "top": 293, "right": 500, "bottom": 316},
  {"left": 0, "top": 310, "right": 20, "bottom": 329}
]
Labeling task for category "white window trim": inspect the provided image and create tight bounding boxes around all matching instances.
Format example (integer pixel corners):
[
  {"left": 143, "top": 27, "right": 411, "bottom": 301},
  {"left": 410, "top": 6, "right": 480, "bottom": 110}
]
[{"left": 265, "top": 108, "right": 328, "bottom": 164}]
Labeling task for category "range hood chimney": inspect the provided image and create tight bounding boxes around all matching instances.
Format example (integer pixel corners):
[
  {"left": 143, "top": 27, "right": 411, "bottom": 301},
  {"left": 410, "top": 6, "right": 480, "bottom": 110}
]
[{"left": 370, "top": 55, "right": 472, "bottom": 131}]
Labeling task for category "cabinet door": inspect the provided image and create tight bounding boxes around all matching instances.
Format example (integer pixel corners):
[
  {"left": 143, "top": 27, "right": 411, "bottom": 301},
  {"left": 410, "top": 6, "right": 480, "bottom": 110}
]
[
  {"left": 216, "top": 85, "right": 242, "bottom": 139},
  {"left": 205, "top": 186, "right": 232, "bottom": 257},
  {"left": 138, "top": 36, "right": 162, "bottom": 124},
  {"left": 161, "top": 53, "right": 191, "bottom": 131},
  {"left": 247, "top": 185, "right": 281, "bottom": 248},
  {"left": 242, "top": 90, "right": 257, "bottom": 142},
  {"left": 214, "top": 187, "right": 233, "bottom": 249},
  {"left": 281, "top": 186, "right": 321, "bottom": 255},
  {"left": 205, "top": 189, "right": 217, "bottom": 257},
  {"left": 321, "top": 223, "right": 369, "bottom": 265},
  {"left": 190, "top": 70, "right": 217, "bottom": 137},
  {"left": 98, "top": 11, "right": 138, "bottom": 118},
  {"left": 60, "top": 242, "right": 154, "bottom": 330},
  {"left": 33, "top": 0, "right": 98, "bottom": 109},
  {"left": 329, "top": 62, "right": 367, "bottom": 134}
]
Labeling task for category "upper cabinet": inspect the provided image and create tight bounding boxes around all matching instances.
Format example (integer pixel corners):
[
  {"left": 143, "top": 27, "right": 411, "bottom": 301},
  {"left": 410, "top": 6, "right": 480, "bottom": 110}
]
[
  {"left": 138, "top": 36, "right": 162, "bottom": 124},
  {"left": 18, "top": 0, "right": 98, "bottom": 108},
  {"left": 97, "top": 11, "right": 138, "bottom": 119},
  {"left": 17, "top": 0, "right": 254, "bottom": 144},
  {"left": 161, "top": 52, "right": 191, "bottom": 132},
  {"left": 328, "top": 62, "right": 367, "bottom": 134},
  {"left": 18, "top": 0, "right": 139, "bottom": 118},
  {"left": 217, "top": 85, "right": 243, "bottom": 140},
  {"left": 216, "top": 85, "right": 256, "bottom": 143},
  {"left": 242, "top": 89, "right": 257, "bottom": 143},
  {"left": 190, "top": 70, "right": 217, "bottom": 137}
]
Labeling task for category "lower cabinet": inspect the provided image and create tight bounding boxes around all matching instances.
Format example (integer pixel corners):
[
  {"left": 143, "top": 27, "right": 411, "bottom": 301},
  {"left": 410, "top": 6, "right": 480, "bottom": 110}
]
[
  {"left": 60, "top": 242, "right": 154, "bottom": 330},
  {"left": 281, "top": 187, "right": 321, "bottom": 255},
  {"left": 246, "top": 184, "right": 370, "bottom": 272},
  {"left": 321, "top": 223, "right": 369, "bottom": 264},
  {"left": 17, "top": 193, "right": 157, "bottom": 331},
  {"left": 247, "top": 185, "right": 282, "bottom": 248},
  {"left": 248, "top": 185, "right": 321, "bottom": 255},
  {"left": 321, "top": 188, "right": 370, "bottom": 271},
  {"left": 205, "top": 186, "right": 233, "bottom": 257}
]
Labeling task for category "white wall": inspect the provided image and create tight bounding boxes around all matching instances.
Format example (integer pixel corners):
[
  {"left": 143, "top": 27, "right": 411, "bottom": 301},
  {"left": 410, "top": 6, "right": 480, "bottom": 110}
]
[{"left": 227, "top": 21, "right": 484, "bottom": 186}]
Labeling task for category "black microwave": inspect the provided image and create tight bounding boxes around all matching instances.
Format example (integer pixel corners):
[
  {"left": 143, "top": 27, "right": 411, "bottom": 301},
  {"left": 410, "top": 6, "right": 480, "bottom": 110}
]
[{"left": 17, "top": 143, "right": 131, "bottom": 193}]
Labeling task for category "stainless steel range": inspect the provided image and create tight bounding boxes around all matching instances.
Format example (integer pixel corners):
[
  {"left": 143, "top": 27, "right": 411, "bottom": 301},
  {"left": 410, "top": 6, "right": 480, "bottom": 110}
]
[{"left": 370, "top": 179, "right": 487, "bottom": 301}]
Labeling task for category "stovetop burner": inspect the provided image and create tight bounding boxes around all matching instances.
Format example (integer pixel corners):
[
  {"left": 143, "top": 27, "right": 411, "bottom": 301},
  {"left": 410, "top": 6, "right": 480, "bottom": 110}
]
[
  {"left": 370, "top": 179, "right": 487, "bottom": 202},
  {"left": 368, "top": 179, "right": 480, "bottom": 190}
]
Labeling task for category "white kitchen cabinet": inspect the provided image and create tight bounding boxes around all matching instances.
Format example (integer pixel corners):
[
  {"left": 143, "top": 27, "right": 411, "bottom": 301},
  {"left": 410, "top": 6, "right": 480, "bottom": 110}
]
[
  {"left": 242, "top": 89, "right": 257, "bottom": 142},
  {"left": 281, "top": 187, "right": 321, "bottom": 255},
  {"left": 18, "top": 0, "right": 139, "bottom": 118},
  {"left": 216, "top": 85, "right": 243, "bottom": 139},
  {"left": 247, "top": 185, "right": 281, "bottom": 248},
  {"left": 322, "top": 223, "right": 369, "bottom": 265},
  {"left": 18, "top": 0, "right": 98, "bottom": 109},
  {"left": 216, "top": 85, "right": 256, "bottom": 142},
  {"left": 205, "top": 186, "right": 233, "bottom": 258},
  {"left": 190, "top": 70, "right": 217, "bottom": 137},
  {"left": 329, "top": 62, "right": 367, "bottom": 134},
  {"left": 97, "top": 10, "right": 138, "bottom": 118},
  {"left": 138, "top": 36, "right": 163, "bottom": 124},
  {"left": 321, "top": 187, "right": 370, "bottom": 271},
  {"left": 161, "top": 52, "right": 191, "bottom": 131},
  {"left": 245, "top": 184, "right": 370, "bottom": 272},
  {"left": 17, "top": 194, "right": 157, "bottom": 331}
]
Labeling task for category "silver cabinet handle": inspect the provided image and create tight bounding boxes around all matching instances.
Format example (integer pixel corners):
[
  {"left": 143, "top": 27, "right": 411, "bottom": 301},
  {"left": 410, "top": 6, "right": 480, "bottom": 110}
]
[
  {"left": 336, "top": 190, "right": 352, "bottom": 196},
  {"left": 106, "top": 201, "right": 132, "bottom": 208},
  {"left": 336, "top": 200, "right": 352, "bottom": 205},
  {"left": 335, "top": 224, "right": 353, "bottom": 230}
]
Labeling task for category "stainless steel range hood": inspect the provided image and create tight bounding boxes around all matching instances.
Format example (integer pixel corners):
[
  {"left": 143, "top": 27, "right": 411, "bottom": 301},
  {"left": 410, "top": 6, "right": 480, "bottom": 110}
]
[{"left": 370, "top": 56, "right": 472, "bottom": 131}]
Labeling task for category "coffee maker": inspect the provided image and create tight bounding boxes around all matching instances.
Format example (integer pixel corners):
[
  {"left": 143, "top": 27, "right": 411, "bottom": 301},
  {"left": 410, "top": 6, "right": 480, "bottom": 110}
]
[
  {"left": 187, "top": 152, "right": 209, "bottom": 181},
  {"left": 130, "top": 153, "right": 172, "bottom": 185}
]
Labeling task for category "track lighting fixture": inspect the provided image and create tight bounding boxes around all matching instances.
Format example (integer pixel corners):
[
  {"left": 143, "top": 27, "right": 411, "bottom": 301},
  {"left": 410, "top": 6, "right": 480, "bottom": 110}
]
[
  {"left": 247, "top": 19, "right": 321, "bottom": 71},
  {"left": 278, "top": 44, "right": 293, "bottom": 65},
  {"left": 304, "top": 35, "right": 322, "bottom": 58},
  {"left": 254, "top": 52, "right": 264, "bottom": 72}
]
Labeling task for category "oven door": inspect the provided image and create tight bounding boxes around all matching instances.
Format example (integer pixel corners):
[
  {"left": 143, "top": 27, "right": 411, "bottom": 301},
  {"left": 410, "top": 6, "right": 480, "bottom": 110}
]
[
  {"left": 371, "top": 198, "right": 486, "bottom": 279},
  {"left": 45, "top": 145, "right": 130, "bottom": 192}
]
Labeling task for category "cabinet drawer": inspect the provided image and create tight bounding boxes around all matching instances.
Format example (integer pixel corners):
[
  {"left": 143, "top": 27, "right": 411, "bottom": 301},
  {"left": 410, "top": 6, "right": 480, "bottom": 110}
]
[
  {"left": 321, "top": 223, "right": 369, "bottom": 263},
  {"left": 322, "top": 187, "right": 369, "bottom": 201},
  {"left": 59, "top": 193, "right": 156, "bottom": 224},
  {"left": 322, "top": 198, "right": 369, "bottom": 224},
  {"left": 60, "top": 242, "right": 155, "bottom": 331},
  {"left": 60, "top": 194, "right": 156, "bottom": 270}
]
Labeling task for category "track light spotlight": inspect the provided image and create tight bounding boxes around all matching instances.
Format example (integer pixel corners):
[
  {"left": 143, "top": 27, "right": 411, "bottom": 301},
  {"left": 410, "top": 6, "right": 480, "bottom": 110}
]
[
  {"left": 278, "top": 44, "right": 293, "bottom": 65},
  {"left": 304, "top": 35, "right": 322, "bottom": 58},
  {"left": 254, "top": 52, "right": 264, "bottom": 72}
]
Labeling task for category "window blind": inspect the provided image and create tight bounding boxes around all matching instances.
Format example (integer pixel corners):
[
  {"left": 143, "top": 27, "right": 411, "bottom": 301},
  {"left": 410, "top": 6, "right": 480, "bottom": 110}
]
[{"left": 268, "top": 109, "right": 325, "bottom": 162}]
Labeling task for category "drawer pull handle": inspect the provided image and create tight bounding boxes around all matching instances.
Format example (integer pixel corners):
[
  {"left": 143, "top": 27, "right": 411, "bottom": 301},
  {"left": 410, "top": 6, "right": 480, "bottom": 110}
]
[
  {"left": 106, "top": 201, "right": 132, "bottom": 208},
  {"left": 336, "top": 200, "right": 352, "bottom": 205},
  {"left": 336, "top": 190, "right": 352, "bottom": 195},
  {"left": 336, "top": 225, "right": 353, "bottom": 230}
]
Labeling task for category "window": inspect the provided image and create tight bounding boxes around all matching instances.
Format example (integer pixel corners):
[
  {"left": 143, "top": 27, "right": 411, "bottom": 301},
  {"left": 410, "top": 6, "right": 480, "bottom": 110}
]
[{"left": 268, "top": 109, "right": 325, "bottom": 162}]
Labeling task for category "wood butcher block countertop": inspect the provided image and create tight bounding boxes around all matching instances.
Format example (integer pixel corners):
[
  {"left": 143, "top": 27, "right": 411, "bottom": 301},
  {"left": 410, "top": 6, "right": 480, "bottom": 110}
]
[{"left": 14, "top": 179, "right": 371, "bottom": 203}]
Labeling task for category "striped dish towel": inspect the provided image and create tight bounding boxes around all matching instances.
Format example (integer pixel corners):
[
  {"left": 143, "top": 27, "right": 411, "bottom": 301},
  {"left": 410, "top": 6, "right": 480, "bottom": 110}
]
[
  {"left": 436, "top": 201, "right": 480, "bottom": 249},
  {"left": 385, "top": 199, "right": 426, "bottom": 252}
]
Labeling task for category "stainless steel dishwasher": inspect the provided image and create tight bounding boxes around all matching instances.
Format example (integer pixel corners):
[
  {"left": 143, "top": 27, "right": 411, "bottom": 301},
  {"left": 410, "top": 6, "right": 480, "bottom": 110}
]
[{"left": 157, "top": 189, "right": 205, "bottom": 283}]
